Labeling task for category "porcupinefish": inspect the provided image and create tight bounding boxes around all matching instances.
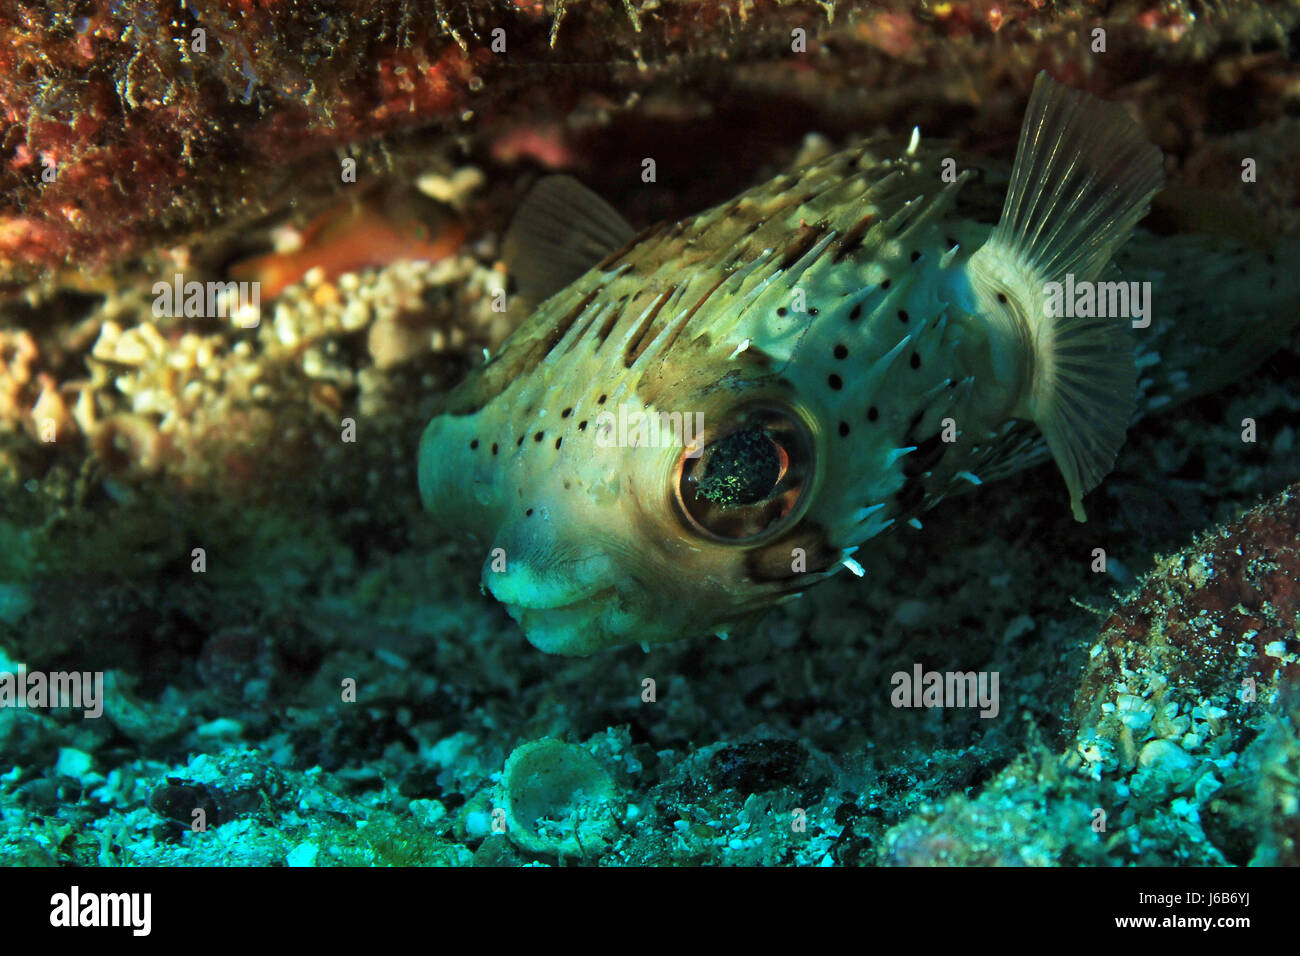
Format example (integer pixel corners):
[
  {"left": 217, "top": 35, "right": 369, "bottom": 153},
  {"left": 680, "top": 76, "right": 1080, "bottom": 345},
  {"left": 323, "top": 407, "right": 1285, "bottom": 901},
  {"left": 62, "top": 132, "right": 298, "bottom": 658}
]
[{"left": 418, "top": 72, "right": 1300, "bottom": 655}]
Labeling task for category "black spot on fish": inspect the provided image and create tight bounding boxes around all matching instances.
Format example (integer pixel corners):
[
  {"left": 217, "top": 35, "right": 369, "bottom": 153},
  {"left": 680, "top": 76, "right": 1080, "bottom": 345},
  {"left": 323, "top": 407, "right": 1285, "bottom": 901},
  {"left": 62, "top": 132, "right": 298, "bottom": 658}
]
[
  {"left": 491, "top": 443, "right": 499, "bottom": 455},
  {"left": 898, "top": 310, "right": 909, "bottom": 323},
  {"left": 534, "top": 431, "right": 544, "bottom": 442},
  {"left": 910, "top": 250, "right": 921, "bottom": 261},
  {"left": 777, "top": 307, "right": 788, "bottom": 317},
  {"left": 525, "top": 508, "right": 534, "bottom": 517},
  {"left": 469, "top": 440, "right": 478, "bottom": 450},
  {"left": 561, "top": 408, "right": 572, "bottom": 418},
  {"left": 867, "top": 406, "right": 879, "bottom": 422},
  {"left": 833, "top": 344, "right": 848, "bottom": 359},
  {"left": 828, "top": 374, "right": 843, "bottom": 390},
  {"left": 838, "top": 421, "right": 850, "bottom": 437},
  {"left": 848, "top": 303, "right": 862, "bottom": 321},
  {"left": 910, "top": 353, "right": 921, "bottom": 369},
  {"left": 578, "top": 420, "right": 588, "bottom": 431},
  {"left": 881, "top": 278, "right": 891, "bottom": 290}
]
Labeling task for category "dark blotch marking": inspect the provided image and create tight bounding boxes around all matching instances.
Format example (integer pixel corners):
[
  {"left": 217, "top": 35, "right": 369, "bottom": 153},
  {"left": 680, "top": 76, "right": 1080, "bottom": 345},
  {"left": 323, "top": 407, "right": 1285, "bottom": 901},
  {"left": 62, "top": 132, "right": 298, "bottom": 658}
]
[
  {"left": 534, "top": 431, "right": 544, "bottom": 442},
  {"left": 779, "top": 221, "right": 831, "bottom": 269},
  {"left": 561, "top": 408, "right": 572, "bottom": 418},
  {"left": 828, "top": 373, "right": 843, "bottom": 390},
  {"left": 910, "top": 353, "right": 921, "bottom": 369},
  {"left": 491, "top": 443, "right": 499, "bottom": 456},
  {"left": 555, "top": 437, "right": 563, "bottom": 450},
  {"left": 849, "top": 303, "right": 863, "bottom": 321},
  {"left": 593, "top": 304, "right": 623, "bottom": 347},
  {"left": 623, "top": 290, "right": 673, "bottom": 368},
  {"left": 903, "top": 431, "right": 947, "bottom": 478},
  {"left": 898, "top": 310, "right": 909, "bottom": 323},
  {"left": 867, "top": 406, "right": 879, "bottom": 422},
  {"left": 833, "top": 344, "right": 848, "bottom": 360},
  {"left": 746, "top": 524, "right": 836, "bottom": 582},
  {"left": 881, "top": 278, "right": 891, "bottom": 290},
  {"left": 896, "top": 477, "right": 926, "bottom": 514},
  {"left": 469, "top": 439, "right": 478, "bottom": 450},
  {"left": 536, "top": 286, "right": 600, "bottom": 362},
  {"left": 832, "top": 209, "right": 876, "bottom": 262},
  {"left": 838, "top": 421, "right": 850, "bottom": 437}
]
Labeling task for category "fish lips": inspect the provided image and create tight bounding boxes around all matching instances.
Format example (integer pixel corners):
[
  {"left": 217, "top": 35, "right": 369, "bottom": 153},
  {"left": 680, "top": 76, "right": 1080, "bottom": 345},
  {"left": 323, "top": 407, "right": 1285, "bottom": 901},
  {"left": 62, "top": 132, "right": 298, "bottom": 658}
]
[
  {"left": 502, "top": 588, "right": 621, "bottom": 655},
  {"left": 483, "top": 551, "right": 624, "bottom": 655}
]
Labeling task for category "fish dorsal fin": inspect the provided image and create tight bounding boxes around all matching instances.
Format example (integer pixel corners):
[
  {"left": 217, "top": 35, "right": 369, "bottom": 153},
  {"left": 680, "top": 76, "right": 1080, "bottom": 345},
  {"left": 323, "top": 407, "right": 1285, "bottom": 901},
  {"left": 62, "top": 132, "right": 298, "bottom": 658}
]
[
  {"left": 502, "top": 175, "right": 636, "bottom": 302},
  {"left": 967, "top": 71, "right": 1164, "bottom": 522}
]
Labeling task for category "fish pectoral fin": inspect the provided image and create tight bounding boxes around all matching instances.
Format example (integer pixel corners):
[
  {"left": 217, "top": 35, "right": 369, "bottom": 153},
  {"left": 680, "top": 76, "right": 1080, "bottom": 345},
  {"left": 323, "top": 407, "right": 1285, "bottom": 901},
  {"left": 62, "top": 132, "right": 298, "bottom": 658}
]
[
  {"left": 502, "top": 175, "right": 637, "bottom": 302},
  {"left": 1031, "top": 322, "right": 1139, "bottom": 524},
  {"left": 968, "top": 71, "right": 1164, "bottom": 523}
]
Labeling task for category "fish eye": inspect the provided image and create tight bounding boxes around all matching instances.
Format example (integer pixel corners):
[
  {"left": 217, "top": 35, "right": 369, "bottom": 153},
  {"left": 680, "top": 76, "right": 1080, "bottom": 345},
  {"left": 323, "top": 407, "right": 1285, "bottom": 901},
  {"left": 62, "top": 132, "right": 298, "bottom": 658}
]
[{"left": 674, "top": 406, "right": 814, "bottom": 542}]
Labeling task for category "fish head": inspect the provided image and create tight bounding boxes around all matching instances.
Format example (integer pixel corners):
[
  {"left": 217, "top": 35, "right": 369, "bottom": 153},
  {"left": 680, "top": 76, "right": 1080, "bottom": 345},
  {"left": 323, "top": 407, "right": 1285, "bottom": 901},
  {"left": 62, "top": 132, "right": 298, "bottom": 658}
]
[
  {"left": 418, "top": 159, "right": 985, "bottom": 656},
  {"left": 418, "top": 328, "right": 841, "bottom": 655}
]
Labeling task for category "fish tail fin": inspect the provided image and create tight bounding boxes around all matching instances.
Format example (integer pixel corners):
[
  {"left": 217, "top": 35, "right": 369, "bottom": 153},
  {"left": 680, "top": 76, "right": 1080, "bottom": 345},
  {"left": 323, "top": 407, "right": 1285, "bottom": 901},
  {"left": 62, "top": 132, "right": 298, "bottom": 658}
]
[{"left": 968, "top": 71, "right": 1164, "bottom": 522}]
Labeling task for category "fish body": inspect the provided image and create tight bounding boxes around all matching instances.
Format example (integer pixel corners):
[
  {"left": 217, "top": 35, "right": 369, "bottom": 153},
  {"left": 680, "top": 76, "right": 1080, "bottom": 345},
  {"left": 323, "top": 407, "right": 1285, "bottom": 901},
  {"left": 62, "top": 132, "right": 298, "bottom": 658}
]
[{"left": 418, "top": 74, "right": 1299, "bottom": 655}]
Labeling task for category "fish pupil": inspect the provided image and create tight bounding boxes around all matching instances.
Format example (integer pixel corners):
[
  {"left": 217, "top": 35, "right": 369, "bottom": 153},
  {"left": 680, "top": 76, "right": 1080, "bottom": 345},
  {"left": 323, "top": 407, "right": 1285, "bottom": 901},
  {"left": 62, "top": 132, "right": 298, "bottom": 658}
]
[{"left": 694, "top": 429, "right": 780, "bottom": 507}]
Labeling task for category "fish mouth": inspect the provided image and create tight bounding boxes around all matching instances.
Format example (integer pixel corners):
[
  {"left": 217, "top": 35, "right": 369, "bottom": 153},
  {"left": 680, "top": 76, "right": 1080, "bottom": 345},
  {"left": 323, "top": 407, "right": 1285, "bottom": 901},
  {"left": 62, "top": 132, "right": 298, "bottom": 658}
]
[
  {"left": 501, "top": 587, "right": 619, "bottom": 655},
  {"left": 503, "top": 585, "right": 615, "bottom": 619}
]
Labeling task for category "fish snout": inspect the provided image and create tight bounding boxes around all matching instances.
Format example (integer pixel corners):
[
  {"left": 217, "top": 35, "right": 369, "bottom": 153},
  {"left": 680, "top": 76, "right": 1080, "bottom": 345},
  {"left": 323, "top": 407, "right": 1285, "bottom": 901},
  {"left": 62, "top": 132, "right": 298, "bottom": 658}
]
[
  {"left": 481, "top": 528, "right": 624, "bottom": 654},
  {"left": 482, "top": 548, "right": 616, "bottom": 610}
]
